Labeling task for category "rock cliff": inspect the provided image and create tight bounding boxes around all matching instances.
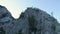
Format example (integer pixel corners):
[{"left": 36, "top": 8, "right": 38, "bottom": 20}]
[{"left": 0, "top": 5, "right": 59, "bottom": 34}]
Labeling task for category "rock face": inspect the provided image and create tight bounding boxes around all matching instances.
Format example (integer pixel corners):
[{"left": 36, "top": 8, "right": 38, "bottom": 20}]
[
  {"left": 0, "top": 5, "right": 14, "bottom": 34},
  {"left": 0, "top": 5, "right": 14, "bottom": 25},
  {"left": 0, "top": 5, "right": 59, "bottom": 34}
]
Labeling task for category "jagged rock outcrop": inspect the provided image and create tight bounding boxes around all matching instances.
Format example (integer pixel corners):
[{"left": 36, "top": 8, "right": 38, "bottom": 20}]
[
  {"left": 17, "top": 7, "right": 58, "bottom": 34},
  {"left": 0, "top": 5, "right": 15, "bottom": 34},
  {"left": 0, "top": 5, "right": 14, "bottom": 25},
  {"left": 0, "top": 5, "right": 59, "bottom": 34}
]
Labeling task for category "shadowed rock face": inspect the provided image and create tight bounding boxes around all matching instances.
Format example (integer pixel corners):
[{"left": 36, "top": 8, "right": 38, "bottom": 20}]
[
  {"left": 0, "top": 5, "right": 14, "bottom": 25},
  {"left": 0, "top": 5, "right": 59, "bottom": 34}
]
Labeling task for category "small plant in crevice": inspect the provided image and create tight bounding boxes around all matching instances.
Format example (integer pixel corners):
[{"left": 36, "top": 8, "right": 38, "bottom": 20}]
[
  {"left": 18, "top": 29, "right": 22, "bottom": 34},
  {"left": 51, "top": 23, "right": 57, "bottom": 34},
  {"left": 51, "top": 24, "right": 56, "bottom": 31},
  {"left": 28, "top": 15, "right": 37, "bottom": 34},
  {"left": 0, "top": 27, "right": 5, "bottom": 34}
]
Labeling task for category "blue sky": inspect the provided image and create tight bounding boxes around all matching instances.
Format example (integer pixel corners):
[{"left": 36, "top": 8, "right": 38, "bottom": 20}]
[{"left": 0, "top": 0, "right": 60, "bottom": 23}]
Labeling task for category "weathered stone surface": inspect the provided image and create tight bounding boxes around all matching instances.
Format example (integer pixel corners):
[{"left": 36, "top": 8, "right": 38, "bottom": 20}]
[
  {"left": 0, "top": 5, "right": 14, "bottom": 34},
  {"left": 0, "top": 5, "right": 59, "bottom": 34},
  {"left": 0, "top": 5, "right": 14, "bottom": 25}
]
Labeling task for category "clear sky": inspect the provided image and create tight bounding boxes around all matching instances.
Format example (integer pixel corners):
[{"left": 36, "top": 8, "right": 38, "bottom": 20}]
[{"left": 0, "top": 0, "right": 60, "bottom": 23}]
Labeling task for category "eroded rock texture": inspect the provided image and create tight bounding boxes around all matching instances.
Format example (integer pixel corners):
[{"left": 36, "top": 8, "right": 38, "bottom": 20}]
[{"left": 0, "top": 5, "right": 59, "bottom": 34}]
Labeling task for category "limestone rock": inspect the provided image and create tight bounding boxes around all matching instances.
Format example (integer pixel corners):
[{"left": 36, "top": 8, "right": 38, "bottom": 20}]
[{"left": 0, "top": 5, "right": 59, "bottom": 34}]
